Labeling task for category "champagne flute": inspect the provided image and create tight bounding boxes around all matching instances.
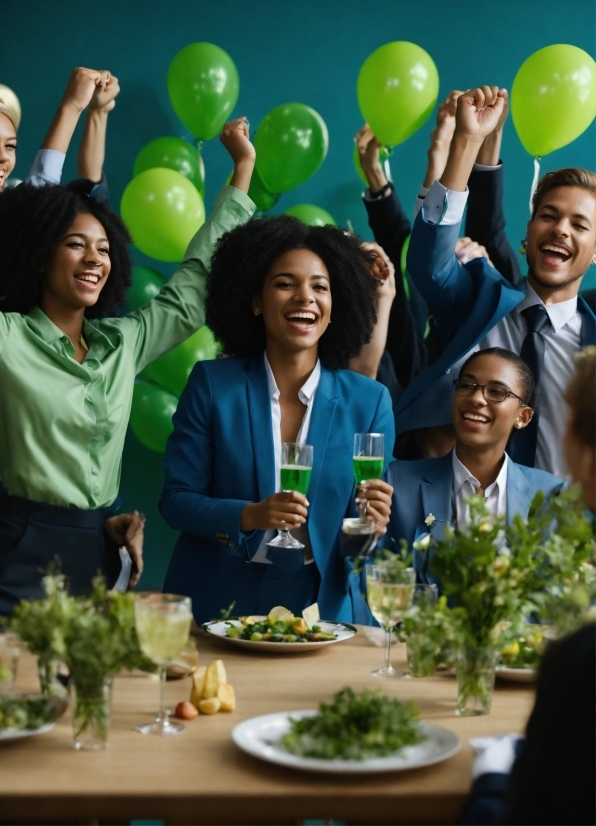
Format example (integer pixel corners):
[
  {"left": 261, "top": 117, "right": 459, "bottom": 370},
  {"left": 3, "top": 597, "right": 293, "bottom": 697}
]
[
  {"left": 353, "top": 433, "right": 384, "bottom": 522},
  {"left": 267, "top": 443, "right": 313, "bottom": 550},
  {"left": 366, "top": 563, "right": 415, "bottom": 678},
  {"left": 134, "top": 593, "right": 192, "bottom": 735}
]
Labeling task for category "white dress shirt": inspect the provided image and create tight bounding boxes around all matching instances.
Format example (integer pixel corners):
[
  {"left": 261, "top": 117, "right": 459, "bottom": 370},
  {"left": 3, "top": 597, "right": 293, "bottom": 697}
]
[
  {"left": 422, "top": 179, "right": 582, "bottom": 479},
  {"left": 250, "top": 354, "right": 321, "bottom": 564},
  {"left": 452, "top": 449, "right": 508, "bottom": 530}
]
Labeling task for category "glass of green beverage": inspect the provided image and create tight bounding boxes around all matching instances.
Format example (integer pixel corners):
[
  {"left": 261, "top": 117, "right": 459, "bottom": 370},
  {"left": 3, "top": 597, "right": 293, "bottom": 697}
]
[
  {"left": 267, "top": 443, "right": 313, "bottom": 550},
  {"left": 134, "top": 593, "right": 192, "bottom": 735},
  {"left": 353, "top": 433, "right": 384, "bottom": 521},
  {"left": 366, "top": 563, "right": 415, "bottom": 678}
]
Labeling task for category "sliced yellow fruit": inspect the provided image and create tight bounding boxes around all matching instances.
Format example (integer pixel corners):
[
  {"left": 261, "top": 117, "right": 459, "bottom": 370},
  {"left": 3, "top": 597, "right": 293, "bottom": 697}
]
[
  {"left": 198, "top": 697, "right": 221, "bottom": 715},
  {"left": 243, "top": 616, "right": 262, "bottom": 625},
  {"left": 267, "top": 605, "right": 294, "bottom": 623},
  {"left": 217, "top": 683, "right": 236, "bottom": 712},
  {"left": 190, "top": 666, "right": 207, "bottom": 709},
  {"left": 302, "top": 602, "right": 320, "bottom": 629},
  {"left": 292, "top": 618, "right": 308, "bottom": 635},
  {"left": 203, "top": 659, "right": 227, "bottom": 699}
]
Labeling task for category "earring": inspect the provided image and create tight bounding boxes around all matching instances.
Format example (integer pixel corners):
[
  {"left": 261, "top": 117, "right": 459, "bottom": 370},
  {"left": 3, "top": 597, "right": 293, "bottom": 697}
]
[
  {"left": 515, "top": 422, "right": 523, "bottom": 428},
  {"left": 254, "top": 310, "right": 260, "bottom": 316},
  {"left": 518, "top": 238, "right": 527, "bottom": 256}
]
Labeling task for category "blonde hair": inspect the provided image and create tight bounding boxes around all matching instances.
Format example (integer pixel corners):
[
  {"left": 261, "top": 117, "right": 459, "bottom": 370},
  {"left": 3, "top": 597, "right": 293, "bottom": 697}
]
[
  {"left": 564, "top": 346, "right": 596, "bottom": 448},
  {"left": 0, "top": 84, "right": 21, "bottom": 131}
]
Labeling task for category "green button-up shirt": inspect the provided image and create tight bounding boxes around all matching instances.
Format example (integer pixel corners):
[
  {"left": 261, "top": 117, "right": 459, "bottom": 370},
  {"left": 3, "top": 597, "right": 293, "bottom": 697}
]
[{"left": 0, "top": 186, "right": 255, "bottom": 509}]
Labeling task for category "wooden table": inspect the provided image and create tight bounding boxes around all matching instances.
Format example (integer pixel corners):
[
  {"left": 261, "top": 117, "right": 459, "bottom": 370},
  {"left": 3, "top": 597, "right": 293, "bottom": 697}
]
[{"left": 0, "top": 629, "right": 535, "bottom": 825}]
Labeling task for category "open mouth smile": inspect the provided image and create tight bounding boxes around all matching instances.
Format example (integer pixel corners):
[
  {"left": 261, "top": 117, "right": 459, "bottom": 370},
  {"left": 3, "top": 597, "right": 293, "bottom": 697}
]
[
  {"left": 74, "top": 272, "right": 102, "bottom": 290},
  {"left": 284, "top": 311, "right": 317, "bottom": 331},
  {"left": 461, "top": 411, "right": 491, "bottom": 429},
  {"left": 539, "top": 242, "right": 572, "bottom": 266}
]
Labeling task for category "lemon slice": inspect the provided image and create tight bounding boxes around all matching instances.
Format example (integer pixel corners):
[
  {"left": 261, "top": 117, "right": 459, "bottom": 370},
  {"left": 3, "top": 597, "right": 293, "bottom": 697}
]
[
  {"left": 243, "top": 616, "right": 262, "bottom": 625},
  {"left": 267, "top": 605, "right": 294, "bottom": 623},
  {"left": 302, "top": 602, "right": 320, "bottom": 629}
]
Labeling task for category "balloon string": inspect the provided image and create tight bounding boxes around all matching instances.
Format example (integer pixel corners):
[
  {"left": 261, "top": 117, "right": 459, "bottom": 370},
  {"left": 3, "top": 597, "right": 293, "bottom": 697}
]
[
  {"left": 529, "top": 157, "right": 541, "bottom": 214},
  {"left": 196, "top": 140, "right": 203, "bottom": 155},
  {"left": 383, "top": 157, "right": 393, "bottom": 184}
]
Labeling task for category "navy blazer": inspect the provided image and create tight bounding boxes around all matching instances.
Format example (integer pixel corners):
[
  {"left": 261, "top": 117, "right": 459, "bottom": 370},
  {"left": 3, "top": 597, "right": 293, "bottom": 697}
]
[
  {"left": 160, "top": 355, "right": 395, "bottom": 624},
  {"left": 396, "top": 215, "right": 596, "bottom": 439},
  {"left": 385, "top": 452, "right": 566, "bottom": 586}
]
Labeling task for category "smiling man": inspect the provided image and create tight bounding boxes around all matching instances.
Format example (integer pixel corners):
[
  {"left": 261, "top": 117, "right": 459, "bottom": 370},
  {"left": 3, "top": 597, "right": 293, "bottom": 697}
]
[{"left": 396, "top": 86, "right": 596, "bottom": 478}]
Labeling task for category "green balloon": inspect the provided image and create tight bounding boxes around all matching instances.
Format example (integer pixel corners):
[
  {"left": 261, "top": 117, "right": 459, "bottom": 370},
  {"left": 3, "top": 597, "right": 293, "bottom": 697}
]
[
  {"left": 255, "top": 103, "right": 328, "bottom": 194},
  {"left": 284, "top": 204, "right": 337, "bottom": 227},
  {"left": 357, "top": 42, "right": 439, "bottom": 147},
  {"left": 127, "top": 266, "right": 166, "bottom": 311},
  {"left": 144, "top": 327, "right": 220, "bottom": 397},
  {"left": 133, "top": 137, "right": 204, "bottom": 192},
  {"left": 400, "top": 234, "right": 411, "bottom": 278},
  {"left": 249, "top": 168, "right": 279, "bottom": 211},
  {"left": 129, "top": 381, "right": 178, "bottom": 453},
  {"left": 167, "top": 42, "right": 239, "bottom": 141},
  {"left": 198, "top": 153, "right": 206, "bottom": 199},
  {"left": 121, "top": 168, "right": 205, "bottom": 262},
  {"left": 511, "top": 45, "right": 596, "bottom": 157}
]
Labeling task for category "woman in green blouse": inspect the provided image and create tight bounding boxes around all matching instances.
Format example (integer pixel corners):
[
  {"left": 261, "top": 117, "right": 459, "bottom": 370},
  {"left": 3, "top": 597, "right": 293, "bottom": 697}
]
[{"left": 0, "top": 118, "right": 256, "bottom": 614}]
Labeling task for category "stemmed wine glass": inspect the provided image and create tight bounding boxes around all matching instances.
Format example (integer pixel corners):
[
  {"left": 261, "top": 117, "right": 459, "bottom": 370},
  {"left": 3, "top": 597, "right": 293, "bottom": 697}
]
[
  {"left": 366, "top": 563, "right": 415, "bottom": 678},
  {"left": 267, "top": 443, "right": 313, "bottom": 550},
  {"left": 353, "top": 433, "right": 384, "bottom": 522},
  {"left": 134, "top": 593, "right": 192, "bottom": 735}
]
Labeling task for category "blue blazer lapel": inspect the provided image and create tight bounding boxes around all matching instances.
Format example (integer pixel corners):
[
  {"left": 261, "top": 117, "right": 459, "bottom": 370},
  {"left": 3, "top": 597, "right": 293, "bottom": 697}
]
[
  {"left": 306, "top": 367, "right": 337, "bottom": 507},
  {"left": 506, "top": 460, "right": 532, "bottom": 523},
  {"left": 578, "top": 296, "right": 596, "bottom": 349},
  {"left": 420, "top": 453, "right": 454, "bottom": 528},
  {"left": 246, "top": 357, "right": 276, "bottom": 501}
]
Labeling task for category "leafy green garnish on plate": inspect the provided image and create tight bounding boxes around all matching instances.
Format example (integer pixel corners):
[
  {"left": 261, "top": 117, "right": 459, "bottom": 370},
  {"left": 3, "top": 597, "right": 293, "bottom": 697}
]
[
  {"left": 0, "top": 695, "right": 63, "bottom": 732},
  {"left": 281, "top": 687, "right": 424, "bottom": 760}
]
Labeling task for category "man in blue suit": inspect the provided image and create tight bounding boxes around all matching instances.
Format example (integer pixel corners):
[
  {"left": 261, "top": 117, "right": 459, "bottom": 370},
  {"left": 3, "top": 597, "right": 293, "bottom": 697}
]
[{"left": 397, "top": 85, "right": 596, "bottom": 479}]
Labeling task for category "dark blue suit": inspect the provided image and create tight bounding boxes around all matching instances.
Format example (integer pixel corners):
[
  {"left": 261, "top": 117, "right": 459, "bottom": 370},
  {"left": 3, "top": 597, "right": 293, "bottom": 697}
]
[
  {"left": 396, "top": 215, "right": 596, "bottom": 439},
  {"left": 160, "top": 355, "right": 394, "bottom": 625},
  {"left": 385, "top": 452, "right": 566, "bottom": 586}
]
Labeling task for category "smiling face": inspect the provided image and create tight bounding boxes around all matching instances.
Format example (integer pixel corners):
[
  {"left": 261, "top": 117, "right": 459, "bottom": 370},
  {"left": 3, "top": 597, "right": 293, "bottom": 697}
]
[
  {"left": 41, "top": 212, "right": 111, "bottom": 313},
  {"left": 526, "top": 186, "right": 596, "bottom": 301},
  {"left": 452, "top": 353, "right": 533, "bottom": 453},
  {"left": 0, "top": 111, "right": 17, "bottom": 190},
  {"left": 252, "top": 248, "right": 332, "bottom": 358}
]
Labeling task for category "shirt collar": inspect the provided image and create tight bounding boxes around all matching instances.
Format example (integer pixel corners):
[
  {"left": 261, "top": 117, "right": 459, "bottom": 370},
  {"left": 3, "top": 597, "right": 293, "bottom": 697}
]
[
  {"left": 517, "top": 282, "right": 578, "bottom": 334},
  {"left": 26, "top": 306, "right": 116, "bottom": 355},
  {"left": 263, "top": 353, "right": 321, "bottom": 404},
  {"left": 452, "top": 448, "right": 509, "bottom": 497}
]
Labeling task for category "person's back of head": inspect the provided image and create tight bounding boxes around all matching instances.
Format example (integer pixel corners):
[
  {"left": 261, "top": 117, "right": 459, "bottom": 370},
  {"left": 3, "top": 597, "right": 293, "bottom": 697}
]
[{"left": 564, "top": 346, "right": 596, "bottom": 511}]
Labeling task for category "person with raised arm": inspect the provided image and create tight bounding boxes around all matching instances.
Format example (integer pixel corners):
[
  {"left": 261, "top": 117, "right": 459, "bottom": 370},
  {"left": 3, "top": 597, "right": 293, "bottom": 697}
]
[
  {"left": 397, "top": 86, "right": 596, "bottom": 479},
  {"left": 0, "top": 118, "right": 256, "bottom": 613}
]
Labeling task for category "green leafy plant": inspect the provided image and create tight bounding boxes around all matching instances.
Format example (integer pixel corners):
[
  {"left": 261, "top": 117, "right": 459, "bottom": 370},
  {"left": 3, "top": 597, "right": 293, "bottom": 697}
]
[
  {"left": 399, "top": 595, "right": 458, "bottom": 676},
  {"left": 281, "top": 687, "right": 423, "bottom": 760},
  {"left": 354, "top": 542, "right": 413, "bottom": 578}
]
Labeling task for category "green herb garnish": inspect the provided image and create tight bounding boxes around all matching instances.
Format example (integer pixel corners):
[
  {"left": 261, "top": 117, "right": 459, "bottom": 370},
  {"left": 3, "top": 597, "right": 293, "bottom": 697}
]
[
  {"left": 0, "top": 696, "right": 58, "bottom": 732},
  {"left": 281, "top": 687, "right": 424, "bottom": 760}
]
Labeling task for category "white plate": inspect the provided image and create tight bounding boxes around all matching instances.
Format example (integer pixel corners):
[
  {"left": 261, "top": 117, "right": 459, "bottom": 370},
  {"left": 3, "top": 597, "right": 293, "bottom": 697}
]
[
  {"left": 232, "top": 710, "right": 461, "bottom": 774},
  {"left": 496, "top": 665, "right": 536, "bottom": 683},
  {"left": 202, "top": 619, "right": 357, "bottom": 652},
  {"left": 0, "top": 722, "right": 55, "bottom": 742}
]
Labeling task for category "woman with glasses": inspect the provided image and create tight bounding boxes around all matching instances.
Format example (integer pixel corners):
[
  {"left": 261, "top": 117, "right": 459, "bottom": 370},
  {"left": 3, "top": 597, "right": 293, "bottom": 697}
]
[{"left": 384, "top": 347, "right": 565, "bottom": 586}]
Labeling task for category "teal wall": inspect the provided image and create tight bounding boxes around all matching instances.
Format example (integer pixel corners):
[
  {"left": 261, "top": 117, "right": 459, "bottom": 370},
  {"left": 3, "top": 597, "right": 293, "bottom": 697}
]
[{"left": 2, "top": 0, "right": 595, "bottom": 588}]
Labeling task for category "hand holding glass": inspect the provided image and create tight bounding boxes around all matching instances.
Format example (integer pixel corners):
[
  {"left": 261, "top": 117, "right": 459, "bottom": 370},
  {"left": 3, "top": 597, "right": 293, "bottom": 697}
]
[
  {"left": 134, "top": 594, "right": 192, "bottom": 735},
  {"left": 353, "top": 433, "right": 384, "bottom": 522},
  {"left": 267, "top": 443, "right": 313, "bottom": 550},
  {"left": 366, "top": 564, "right": 415, "bottom": 678}
]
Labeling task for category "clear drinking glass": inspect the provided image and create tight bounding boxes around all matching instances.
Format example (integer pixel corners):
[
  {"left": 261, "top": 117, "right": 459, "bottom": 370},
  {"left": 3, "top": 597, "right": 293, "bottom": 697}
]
[
  {"left": 134, "top": 593, "right": 192, "bottom": 735},
  {"left": 339, "top": 518, "right": 377, "bottom": 561},
  {"left": 405, "top": 584, "right": 439, "bottom": 678},
  {"left": 0, "top": 633, "right": 20, "bottom": 695},
  {"left": 353, "top": 433, "right": 384, "bottom": 522},
  {"left": 366, "top": 563, "right": 415, "bottom": 678},
  {"left": 267, "top": 443, "right": 313, "bottom": 551}
]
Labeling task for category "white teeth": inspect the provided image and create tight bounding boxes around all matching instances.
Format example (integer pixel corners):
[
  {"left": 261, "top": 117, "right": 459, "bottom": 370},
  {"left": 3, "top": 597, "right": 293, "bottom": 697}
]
[
  {"left": 77, "top": 274, "right": 99, "bottom": 284},
  {"left": 287, "top": 313, "right": 315, "bottom": 321},
  {"left": 463, "top": 414, "right": 490, "bottom": 423},
  {"left": 541, "top": 244, "right": 571, "bottom": 258}
]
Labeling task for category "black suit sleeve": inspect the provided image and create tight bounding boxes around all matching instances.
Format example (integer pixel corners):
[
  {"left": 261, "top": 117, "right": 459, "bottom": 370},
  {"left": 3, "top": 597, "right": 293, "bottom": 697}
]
[
  {"left": 363, "top": 186, "right": 428, "bottom": 390},
  {"left": 466, "top": 165, "right": 522, "bottom": 286}
]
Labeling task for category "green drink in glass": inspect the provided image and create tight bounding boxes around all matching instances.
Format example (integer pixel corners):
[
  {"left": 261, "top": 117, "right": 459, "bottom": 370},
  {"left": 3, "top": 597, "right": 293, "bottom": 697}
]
[
  {"left": 353, "top": 433, "right": 384, "bottom": 521},
  {"left": 267, "top": 443, "right": 313, "bottom": 551},
  {"left": 353, "top": 456, "right": 384, "bottom": 485}
]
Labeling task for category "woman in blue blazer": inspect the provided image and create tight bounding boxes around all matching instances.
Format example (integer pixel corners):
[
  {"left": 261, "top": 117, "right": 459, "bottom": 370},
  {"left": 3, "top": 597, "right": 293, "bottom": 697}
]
[
  {"left": 385, "top": 347, "right": 566, "bottom": 587},
  {"left": 160, "top": 216, "right": 395, "bottom": 625}
]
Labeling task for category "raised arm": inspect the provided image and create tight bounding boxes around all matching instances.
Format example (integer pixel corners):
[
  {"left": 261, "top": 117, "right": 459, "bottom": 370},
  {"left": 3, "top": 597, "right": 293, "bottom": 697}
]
[
  {"left": 26, "top": 68, "right": 107, "bottom": 187},
  {"left": 465, "top": 90, "right": 522, "bottom": 286},
  {"left": 117, "top": 118, "right": 256, "bottom": 373},
  {"left": 78, "top": 73, "right": 120, "bottom": 184}
]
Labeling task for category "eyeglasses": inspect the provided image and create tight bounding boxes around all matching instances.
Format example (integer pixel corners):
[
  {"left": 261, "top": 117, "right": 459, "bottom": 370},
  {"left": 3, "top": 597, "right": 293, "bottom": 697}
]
[{"left": 453, "top": 379, "right": 527, "bottom": 405}]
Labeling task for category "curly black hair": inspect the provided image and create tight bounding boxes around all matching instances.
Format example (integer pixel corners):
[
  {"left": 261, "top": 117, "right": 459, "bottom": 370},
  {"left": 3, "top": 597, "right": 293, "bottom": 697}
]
[
  {"left": 459, "top": 347, "right": 537, "bottom": 408},
  {"left": 205, "top": 215, "right": 377, "bottom": 370},
  {"left": 0, "top": 183, "right": 132, "bottom": 317}
]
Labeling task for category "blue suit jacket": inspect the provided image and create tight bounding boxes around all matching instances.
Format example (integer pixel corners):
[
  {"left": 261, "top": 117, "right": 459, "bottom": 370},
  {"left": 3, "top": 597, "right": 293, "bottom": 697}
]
[
  {"left": 385, "top": 452, "right": 566, "bottom": 586},
  {"left": 396, "top": 215, "right": 596, "bottom": 438},
  {"left": 160, "top": 355, "right": 395, "bottom": 624}
]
